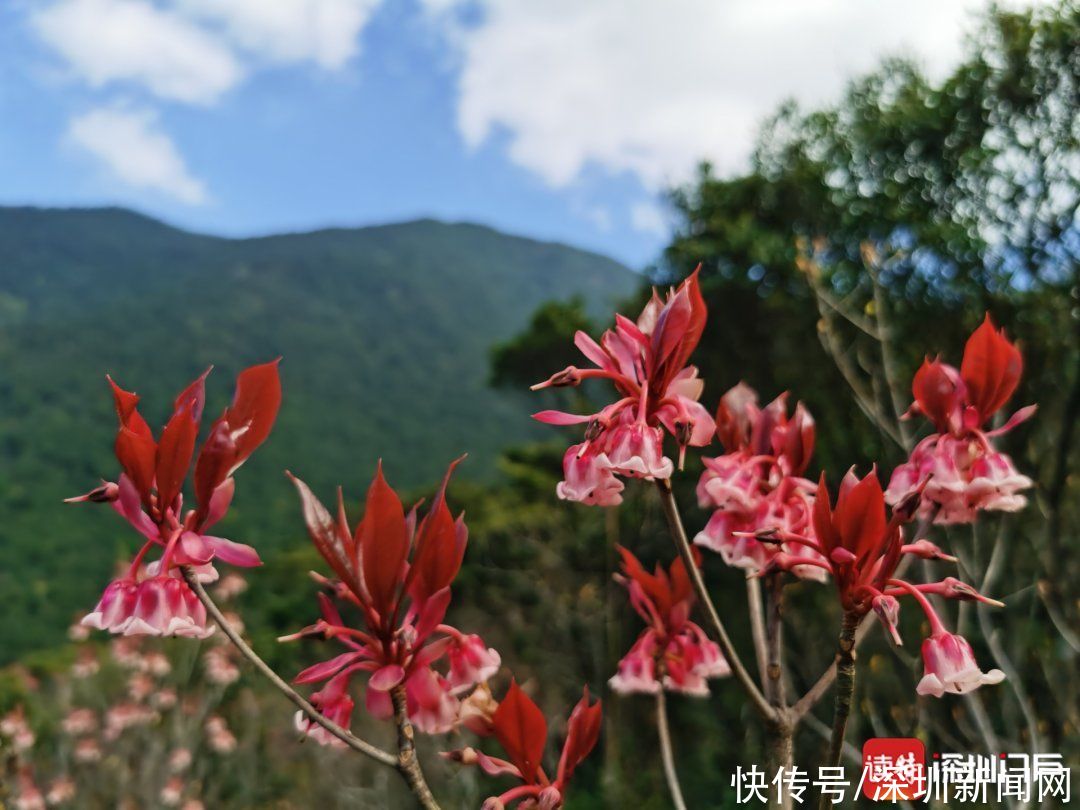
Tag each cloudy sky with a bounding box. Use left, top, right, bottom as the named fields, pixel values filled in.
left=0, top=0, right=1031, bottom=266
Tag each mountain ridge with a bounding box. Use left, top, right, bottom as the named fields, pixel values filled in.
left=0, top=205, right=637, bottom=661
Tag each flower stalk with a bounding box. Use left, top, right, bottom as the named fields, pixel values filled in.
left=654, top=688, right=687, bottom=810
left=390, top=684, right=441, bottom=810
left=654, top=478, right=775, bottom=721
left=820, top=611, right=860, bottom=810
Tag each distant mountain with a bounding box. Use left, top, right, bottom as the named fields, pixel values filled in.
left=0, top=206, right=636, bottom=662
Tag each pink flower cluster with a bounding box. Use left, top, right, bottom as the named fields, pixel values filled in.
left=609, top=547, right=729, bottom=696
left=886, top=315, right=1035, bottom=523
left=72, top=362, right=281, bottom=639
left=693, top=383, right=827, bottom=581
left=533, top=271, right=714, bottom=505
left=285, top=460, right=500, bottom=740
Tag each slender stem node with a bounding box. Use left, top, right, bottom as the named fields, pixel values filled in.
left=391, top=684, right=441, bottom=810
left=655, top=689, right=688, bottom=810
left=819, top=612, right=860, bottom=810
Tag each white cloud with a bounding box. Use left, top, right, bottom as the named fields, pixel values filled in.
left=630, top=201, right=668, bottom=238
left=68, top=107, right=208, bottom=204
left=440, top=0, right=1040, bottom=189
left=33, top=0, right=243, bottom=104
left=177, top=0, right=383, bottom=70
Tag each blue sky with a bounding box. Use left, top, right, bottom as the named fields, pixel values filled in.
left=0, top=0, right=1027, bottom=267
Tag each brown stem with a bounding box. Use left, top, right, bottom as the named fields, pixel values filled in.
left=763, top=573, right=793, bottom=810
left=180, top=566, right=396, bottom=767
left=819, top=612, right=860, bottom=810
left=655, top=689, right=688, bottom=810
left=390, top=685, right=441, bottom=810
left=746, top=578, right=769, bottom=687
left=654, top=479, right=775, bottom=720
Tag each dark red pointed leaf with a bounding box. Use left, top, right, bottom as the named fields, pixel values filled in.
left=114, top=425, right=157, bottom=504
left=358, top=462, right=408, bottom=617
left=492, top=680, right=547, bottom=784
left=556, top=688, right=602, bottom=788
left=288, top=473, right=363, bottom=601
left=193, top=418, right=237, bottom=520
left=811, top=472, right=837, bottom=554
left=155, top=407, right=197, bottom=510
left=404, top=457, right=466, bottom=602
left=225, top=359, right=282, bottom=469
left=173, top=367, right=212, bottom=424
left=960, top=314, right=1022, bottom=422
left=107, top=375, right=154, bottom=441
left=835, top=471, right=886, bottom=560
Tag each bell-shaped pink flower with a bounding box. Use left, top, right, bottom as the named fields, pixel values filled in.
left=556, top=444, right=623, bottom=506
left=82, top=575, right=213, bottom=639
left=608, top=632, right=661, bottom=695
left=693, top=510, right=769, bottom=572
left=605, top=421, right=673, bottom=480
left=296, top=673, right=355, bottom=748
left=447, top=634, right=501, bottom=691
left=406, top=667, right=460, bottom=735
left=916, top=631, right=1004, bottom=698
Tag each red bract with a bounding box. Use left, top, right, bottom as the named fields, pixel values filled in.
left=609, top=547, right=729, bottom=696
left=532, top=269, right=714, bottom=501
left=445, top=681, right=601, bottom=809
left=768, top=469, right=1005, bottom=697
left=694, top=384, right=826, bottom=581
left=887, top=315, right=1034, bottom=523
left=72, top=362, right=282, bottom=639
left=284, top=459, right=500, bottom=740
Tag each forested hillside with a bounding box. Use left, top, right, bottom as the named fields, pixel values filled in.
left=0, top=208, right=635, bottom=661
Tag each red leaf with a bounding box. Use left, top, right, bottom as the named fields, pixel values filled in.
left=155, top=407, right=198, bottom=510
left=173, top=366, right=212, bottom=424
left=556, top=688, right=602, bottom=788
left=288, top=472, right=363, bottom=601
left=106, top=376, right=153, bottom=440
left=193, top=419, right=238, bottom=521
left=114, top=425, right=156, bottom=504
left=960, top=314, right=1022, bottom=422
left=811, top=472, right=837, bottom=555
left=492, top=680, right=547, bottom=784
left=225, top=359, right=282, bottom=470
left=358, top=462, right=408, bottom=618
left=404, top=457, right=466, bottom=603
left=835, top=470, right=886, bottom=561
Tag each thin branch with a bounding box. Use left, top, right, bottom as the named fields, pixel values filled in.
left=390, top=685, right=441, bottom=810
left=654, top=479, right=776, bottom=721
left=655, top=689, right=688, bottom=810
left=820, top=611, right=859, bottom=810
left=180, top=567, right=397, bottom=768
left=746, top=577, right=769, bottom=688
left=765, top=573, right=786, bottom=709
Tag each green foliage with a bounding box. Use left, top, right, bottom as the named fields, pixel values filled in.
left=0, top=209, right=636, bottom=664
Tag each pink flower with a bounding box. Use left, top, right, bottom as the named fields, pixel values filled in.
left=45, top=776, right=75, bottom=807
left=887, top=315, right=1035, bottom=524
left=286, top=459, right=499, bottom=740
left=916, top=631, right=1005, bottom=698
left=295, top=673, right=355, bottom=747
left=604, top=419, right=673, bottom=479
left=83, top=574, right=212, bottom=639
left=71, top=362, right=281, bottom=639
left=62, top=709, right=97, bottom=737
left=694, top=384, right=825, bottom=581
left=533, top=270, right=713, bottom=499
left=447, top=634, right=501, bottom=691
left=608, top=633, right=660, bottom=695
left=556, top=444, right=623, bottom=506
left=608, top=547, right=729, bottom=697
left=14, top=768, right=45, bottom=810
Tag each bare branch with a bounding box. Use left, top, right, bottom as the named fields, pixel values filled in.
left=180, top=567, right=397, bottom=768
